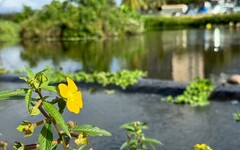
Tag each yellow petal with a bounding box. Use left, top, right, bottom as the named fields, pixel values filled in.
left=72, top=91, right=83, bottom=108
left=58, top=83, right=68, bottom=98
left=67, top=77, right=78, bottom=93
left=67, top=100, right=80, bottom=114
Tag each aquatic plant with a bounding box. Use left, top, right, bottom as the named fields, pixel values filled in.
left=0, top=66, right=111, bottom=149
left=120, top=121, right=162, bottom=150
left=166, top=77, right=215, bottom=107
left=233, top=112, right=240, bottom=121
left=0, top=65, right=8, bottom=75
left=50, top=69, right=146, bottom=89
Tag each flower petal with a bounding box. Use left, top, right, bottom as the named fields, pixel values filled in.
left=58, top=83, right=68, bottom=98
left=72, top=91, right=83, bottom=108
left=67, top=100, right=80, bottom=114
left=67, top=77, right=78, bottom=93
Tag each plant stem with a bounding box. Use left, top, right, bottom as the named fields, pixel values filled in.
left=24, top=140, right=59, bottom=149
left=35, top=88, right=68, bottom=149
left=0, top=141, right=7, bottom=150
left=35, top=118, right=52, bottom=126
left=53, top=121, right=68, bottom=150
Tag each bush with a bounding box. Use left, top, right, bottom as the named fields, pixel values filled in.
left=20, top=0, right=144, bottom=40
left=0, top=20, right=20, bottom=41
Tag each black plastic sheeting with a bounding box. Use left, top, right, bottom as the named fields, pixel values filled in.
left=1, top=75, right=240, bottom=100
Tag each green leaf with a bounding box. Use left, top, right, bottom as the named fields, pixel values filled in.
left=0, top=89, right=27, bottom=101
left=13, top=142, right=24, bottom=150
left=41, top=86, right=58, bottom=93
left=70, top=124, right=111, bottom=136
left=25, top=66, right=35, bottom=79
left=58, top=99, right=66, bottom=114
left=19, top=76, right=28, bottom=82
left=38, top=122, right=53, bottom=150
left=29, top=105, right=40, bottom=116
left=50, top=143, right=58, bottom=150
left=16, top=120, right=36, bottom=137
left=42, top=102, right=71, bottom=137
left=143, top=138, right=163, bottom=145
left=25, top=89, right=32, bottom=114
left=120, top=141, right=128, bottom=150
left=77, top=145, right=86, bottom=150
left=120, top=123, right=135, bottom=131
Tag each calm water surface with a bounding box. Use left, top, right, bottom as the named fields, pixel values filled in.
left=1, top=27, right=240, bottom=82
left=0, top=82, right=240, bottom=150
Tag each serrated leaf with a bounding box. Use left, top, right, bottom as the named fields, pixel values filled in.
left=41, top=86, right=58, bottom=93
left=0, top=89, right=27, bottom=101
left=25, top=89, right=32, bottom=114
left=70, top=125, right=111, bottom=136
left=42, top=102, right=71, bottom=137
left=38, top=122, right=53, bottom=150
left=25, top=66, right=35, bottom=79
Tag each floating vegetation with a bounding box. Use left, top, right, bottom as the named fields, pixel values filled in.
left=165, top=77, right=215, bottom=107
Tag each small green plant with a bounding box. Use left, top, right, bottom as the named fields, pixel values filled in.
left=166, top=77, right=215, bottom=107
left=35, top=69, right=146, bottom=89
left=2, top=66, right=146, bottom=89
left=0, top=66, right=111, bottom=149
left=120, top=121, right=162, bottom=150
left=233, top=112, right=240, bottom=121
left=194, top=143, right=213, bottom=150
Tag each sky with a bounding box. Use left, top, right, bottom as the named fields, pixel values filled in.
left=0, top=0, right=122, bottom=13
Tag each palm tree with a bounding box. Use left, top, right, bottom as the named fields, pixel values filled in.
left=121, top=0, right=147, bottom=10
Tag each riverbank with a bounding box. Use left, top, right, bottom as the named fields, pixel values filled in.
left=144, top=12, right=240, bottom=30
left=1, top=12, right=240, bottom=41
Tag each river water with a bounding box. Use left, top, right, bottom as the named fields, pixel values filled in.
left=1, top=27, right=240, bottom=149
left=1, top=27, right=240, bottom=82
left=0, top=82, right=240, bottom=150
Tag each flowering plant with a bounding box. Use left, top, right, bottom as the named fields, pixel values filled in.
left=0, top=66, right=111, bottom=150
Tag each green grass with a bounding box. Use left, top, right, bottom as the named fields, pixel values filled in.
left=144, top=12, right=240, bottom=30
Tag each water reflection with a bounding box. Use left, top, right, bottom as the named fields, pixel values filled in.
left=1, top=27, right=240, bottom=82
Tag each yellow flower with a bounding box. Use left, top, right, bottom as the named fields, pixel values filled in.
left=194, top=143, right=212, bottom=150
left=74, top=133, right=88, bottom=145
left=58, top=77, right=83, bottom=114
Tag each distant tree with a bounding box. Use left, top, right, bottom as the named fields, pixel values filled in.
left=121, top=0, right=147, bottom=10
left=144, top=0, right=166, bottom=11
left=16, top=5, right=34, bottom=22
